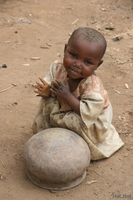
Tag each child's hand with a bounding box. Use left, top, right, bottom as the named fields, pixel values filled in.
left=34, top=77, right=51, bottom=97
left=50, top=80, right=70, bottom=99
left=50, top=80, right=80, bottom=115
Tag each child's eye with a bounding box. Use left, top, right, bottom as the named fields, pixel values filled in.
left=85, top=61, right=92, bottom=65
left=69, top=52, right=76, bottom=58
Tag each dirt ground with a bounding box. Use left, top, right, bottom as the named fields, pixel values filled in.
left=0, top=0, right=133, bottom=199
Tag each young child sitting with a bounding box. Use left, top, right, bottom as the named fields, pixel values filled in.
left=32, top=27, right=124, bottom=160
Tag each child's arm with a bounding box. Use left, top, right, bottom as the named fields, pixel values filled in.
left=34, top=77, right=51, bottom=98
left=50, top=80, right=80, bottom=115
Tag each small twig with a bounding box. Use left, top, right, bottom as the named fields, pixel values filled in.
left=0, top=86, right=14, bottom=93
left=72, top=18, right=79, bottom=25
left=1, top=160, right=5, bottom=168
left=93, top=170, right=101, bottom=176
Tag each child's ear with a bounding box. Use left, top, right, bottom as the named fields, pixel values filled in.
left=64, top=44, right=68, bottom=52
left=96, top=60, right=103, bottom=69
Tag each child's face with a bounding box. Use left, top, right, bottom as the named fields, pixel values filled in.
left=63, top=35, right=103, bottom=80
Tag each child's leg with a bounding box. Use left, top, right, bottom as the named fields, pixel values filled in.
left=32, top=97, right=56, bottom=133
left=59, top=112, right=124, bottom=160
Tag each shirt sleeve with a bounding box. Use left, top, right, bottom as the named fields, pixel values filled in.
left=80, top=92, right=104, bottom=128
left=43, top=61, right=57, bottom=85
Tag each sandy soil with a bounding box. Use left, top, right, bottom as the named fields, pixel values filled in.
left=0, top=0, right=133, bottom=199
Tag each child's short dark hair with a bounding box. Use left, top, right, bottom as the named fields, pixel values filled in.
left=68, top=27, right=107, bottom=58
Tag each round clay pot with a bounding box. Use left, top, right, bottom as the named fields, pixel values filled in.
left=24, top=128, right=91, bottom=190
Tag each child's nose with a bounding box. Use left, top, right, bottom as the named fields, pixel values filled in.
left=74, top=61, right=82, bottom=69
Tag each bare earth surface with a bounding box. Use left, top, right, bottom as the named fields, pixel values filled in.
left=0, top=0, right=133, bottom=199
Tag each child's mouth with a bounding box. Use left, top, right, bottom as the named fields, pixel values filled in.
left=69, top=66, right=81, bottom=75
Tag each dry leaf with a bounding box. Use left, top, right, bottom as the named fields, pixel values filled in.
left=31, top=57, right=41, bottom=60
left=124, top=83, right=129, bottom=89
left=86, top=180, right=97, bottom=185
left=22, top=64, right=30, bottom=66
